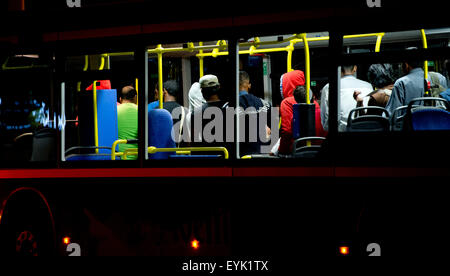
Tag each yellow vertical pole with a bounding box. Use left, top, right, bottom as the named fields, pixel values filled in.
left=287, top=41, right=295, bottom=72
left=199, top=42, right=204, bottom=78
left=157, top=44, right=164, bottom=109
left=301, top=33, right=312, bottom=147
left=301, top=33, right=311, bottom=105
left=135, top=78, right=139, bottom=105
left=420, top=29, right=429, bottom=80
left=93, top=81, right=99, bottom=154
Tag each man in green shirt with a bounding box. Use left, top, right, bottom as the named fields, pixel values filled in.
left=117, top=86, right=138, bottom=160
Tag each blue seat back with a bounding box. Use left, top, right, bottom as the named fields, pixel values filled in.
left=412, top=108, right=450, bottom=131
left=148, top=109, right=176, bottom=159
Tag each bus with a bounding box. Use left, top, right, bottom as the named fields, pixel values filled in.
left=0, top=0, right=450, bottom=260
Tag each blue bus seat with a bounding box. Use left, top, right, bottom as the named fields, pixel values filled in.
left=411, top=108, right=450, bottom=131
left=148, top=109, right=176, bottom=160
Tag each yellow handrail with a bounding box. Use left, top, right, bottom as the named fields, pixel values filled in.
left=118, top=146, right=229, bottom=160
left=93, top=81, right=99, bottom=154
left=111, top=139, right=128, bottom=160
left=148, top=147, right=229, bottom=159
left=375, top=33, right=385, bottom=53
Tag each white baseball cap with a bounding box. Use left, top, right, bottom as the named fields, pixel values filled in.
left=199, top=75, right=220, bottom=88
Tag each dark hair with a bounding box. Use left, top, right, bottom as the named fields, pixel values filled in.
left=163, top=80, right=180, bottom=97
left=404, top=47, right=424, bottom=69
left=341, top=65, right=355, bottom=74
left=239, top=71, right=250, bottom=87
left=201, top=85, right=221, bottom=99
left=367, top=64, right=396, bottom=89
left=121, top=88, right=137, bottom=100
left=293, top=86, right=307, bottom=104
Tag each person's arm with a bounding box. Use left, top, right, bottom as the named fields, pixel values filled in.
left=385, top=81, right=405, bottom=117
left=320, top=84, right=329, bottom=132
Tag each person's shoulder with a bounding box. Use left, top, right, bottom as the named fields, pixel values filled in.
left=355, top=78, right=373, bottom=89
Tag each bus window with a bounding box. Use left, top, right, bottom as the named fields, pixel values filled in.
left=144, top=41, right=236, bottom=161
left=0, top=53, right=56, bottom=164
left=335, top=28, right=450, bottom=133
left=62, top=52, right=139, bottom=162
left=236, top=32, right=330, bottom=159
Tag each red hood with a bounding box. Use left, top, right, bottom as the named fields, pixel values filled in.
left=280, top=70, right=305, bottom=99
left=86, top=80, right=112, bottom=91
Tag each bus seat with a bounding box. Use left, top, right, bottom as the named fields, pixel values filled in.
left=292, top=137, right=326, bottom=158
left=347, top=107, right=390, bottom=132
left=406, top=97, right=450, bottom=131
left=65, top=154, right=114, bottom=161
left=78, top=88, right=118, bottom=155
left=292, top=103, right=316, bottom=139
left=30, top=128, right=56, bottom=162
left=148, top=109, right=176, bottom=159
left=411, top=109, right=450, bottom=131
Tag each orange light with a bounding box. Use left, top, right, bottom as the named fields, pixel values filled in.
left=191, top=239, right=200, bottom=250
left=340, top=246, right=349, bottom=255
left=63, top=237, right=71, bottom=245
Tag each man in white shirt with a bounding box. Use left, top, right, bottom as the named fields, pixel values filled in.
left=320, top=65, right=373, bottom=132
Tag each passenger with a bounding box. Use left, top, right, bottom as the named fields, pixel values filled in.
left=238, top=71, right=271, bottom=155
left=188, top=82, right=206, bottom=112
left=321, top=65, right=373, bottom=132
left=190, top=75, right=231, bottom=152
left=161, top=80, right=188, bottom=145
left=384, top=53, right=426, bottom=116
left=117, top=86, right=138, bottom=160
left=353, top=64, right=396, bottom=115
left=278, top=70, right=306, bottom=155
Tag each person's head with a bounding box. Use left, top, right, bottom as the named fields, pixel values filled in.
left=341, top=65, right=357, bottom=76
left=163, top=80, right=180, bottom=102
left=200, top=75, right=221, bottom=101
left=293, top=85, right=307, bottom=104
left=120, top=86, right=137, bottom=104
left=402, top=47, right=423, bottom=74
left=367, top=64, right=396, bottom=89
left=239, top=71, right=251, bottom=92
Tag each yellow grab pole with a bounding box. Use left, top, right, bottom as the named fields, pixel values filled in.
left=287, top=41, right=295, bottom=72
left=301, top=33, right=311, bottom=105
left=135, top=78, right=139, bottom=105
left=199, top=42, right=204, bottom=78
left=157, top=44, right=164, bottom=109
left=300, top=33, right=312, bottom=147
left=375, top=33, right=385, bottom=53
left=421, top=29, right=428, bottom=81
left=111, top=139, right=127, bottom=160
left=99, top=54, right=107, bottom=71
left=148, top=146, right=229, bottom=160
left=93, top=81, right=99, bottom=154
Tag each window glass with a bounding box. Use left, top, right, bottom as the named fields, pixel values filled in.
left=0, top=53, right=55, bottom=164
left=62, top=52, right=139, bottom=162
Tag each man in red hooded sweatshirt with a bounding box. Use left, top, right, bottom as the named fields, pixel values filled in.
left=278, top=70, right=327, bottom=155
